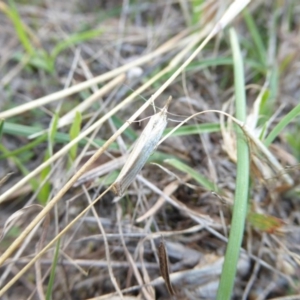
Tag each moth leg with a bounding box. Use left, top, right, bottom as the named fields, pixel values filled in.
left=150, top=97, right=156, bottom=113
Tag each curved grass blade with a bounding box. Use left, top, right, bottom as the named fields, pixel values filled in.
left=216, top=28, right=250, bottom=300
left=264, top=103, right=300, bottom=147
left=165, top=158, right=220, bottom=192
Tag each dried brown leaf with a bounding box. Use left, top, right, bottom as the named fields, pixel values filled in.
left=158, top=238, right=176, bottom=296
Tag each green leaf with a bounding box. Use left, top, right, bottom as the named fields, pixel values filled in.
left=165, top=158, right=219, bottom=192
left=264, top=103, right=300, bottom=147
left=2, top=122, right=118, bottom=149
left=243, top=9, right=266, bottom=66
left=49, top=113, right=59, bottom=144
left=111, top=115, right=138, bottom=141
left=247, top=212, right=284, bottom=233
left=0, top=119, right=4, bottom=141
left=164, top=123, right=220, bottom=137
left=217, top=28, right=250, bottom=300
left=29, top=50, right=53, bottom=73
left=38, top=150, right=51, bottom=205
left=0, top=134, right=46, bottom=160
left=286, top=123, right=300, bottom=161
left=46, top=239, right=61, bottom=300
left=5, top=0, right=34, bottom=55
left=186, top=57, right=233, bottom=72
left=51, top=29, right=104, bottom=59
left=0, top=144, right=39, bottom=193
left=191, top=0, right=205, bottom=25
left=69, top=111, right=82, bottom=161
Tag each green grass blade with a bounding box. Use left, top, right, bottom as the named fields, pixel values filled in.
left=2, top=122, right=45, bottom=136
left=38, top=150, right=51, bottom=205
left=191, top=0, right=204, bottom=25
left=36, top=113, right=59, bottom=204
left=186, top=57, right=233, bottom=71
left=69, top=111, right=82, bottom=162
left=28, top=49, right=53, bottom=73
left=243, top=9, right=266, bottom=66
left=49, top=113, right=59, bottom=145
left=0, top=134, right=46, bottom=160
left=148, top=151, right=177, bottom=164
left=264, top=103, right=300, bottom=147
left=5, top=0, right=34, bottom=55
left=2, top=122, right=118, bottom=149
left=51, top=29, right=104, bottom=59
left=217, top=28, right=250, bottom=300
left=259, top=9, right=280, bottom=125
left=165, top=158, right=219, bottom=192
left=0, top=144, right=39, bottom=192
left=0, top=119, right=4, bottom=141
left=187, top=56, right=266, bottom=75
left=45, top=238, right=61, bottom=300
left=111, top=115, right=138, bottom=141
left=164, top=123, right=220, bottom=137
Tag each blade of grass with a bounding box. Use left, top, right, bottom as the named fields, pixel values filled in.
left=0, top=144, right=39, bottom=192
left=191, top=0, right=205, bottom=25
left=217, top=28, right=250, bottom=300
left=111, top=115, right=138, bottom=141
left=3, top=0, right=34, bottom=55
left=37, top=113, right=59, bottom=204
left=38, top=151, right=51, bottom=205
left=165, top=158, right=220, bottom=192
left=51, top=29, right=104, bottom=59
left=286, top=124, right=300, bottom=161
left=0, top=119, right=4, bottom=141
left=243, top=9, right=266, bottom=66
left=28, top=49, right=53, bottom=73
left=264, top=103, right=300, bottom=147
left=188, top=56, right=266, bottom=75
left=163, top=123, right=220, bottom=137
left=45, top=238, right=60, bottom=300
left=259, top=7, right=279, bottom=125
left=69, top=111, right=82, bottom=162
left=0, top=134, right=46, bottom=160
left=186, top=57, right=233, bottom=71
left=1, top=0, right=52, bottom=73
left=49, top=113, right=59, bottom=147
left=2, top=122, right=118, bottom=150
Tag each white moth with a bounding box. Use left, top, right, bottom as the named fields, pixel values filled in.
left=112, top=97, right=171, bottom=196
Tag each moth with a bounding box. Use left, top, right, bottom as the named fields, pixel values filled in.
left=112, top=97, right=172, bottom=196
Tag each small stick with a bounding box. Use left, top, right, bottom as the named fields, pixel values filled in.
left=112, top=97, right=172, bottom=196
